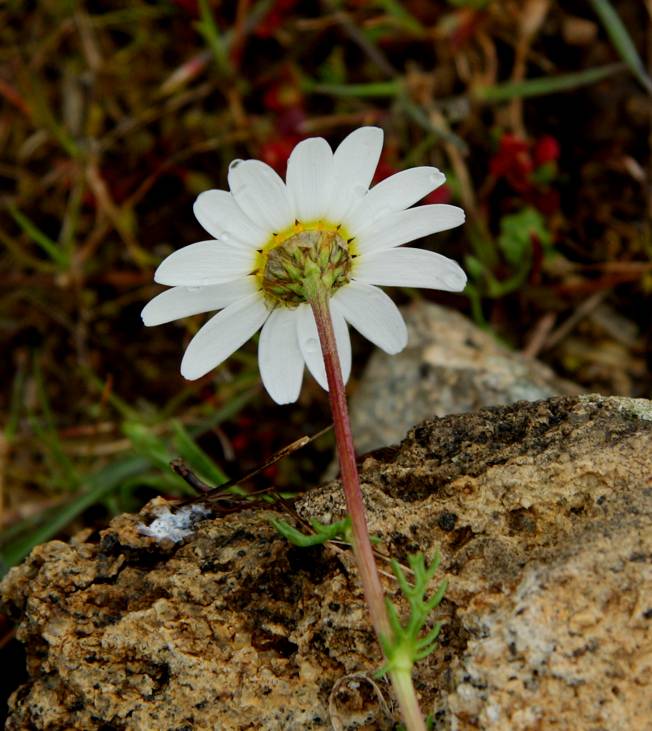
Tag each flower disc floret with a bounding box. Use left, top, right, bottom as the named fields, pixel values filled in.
left=258, top=225, right=354, bottom=306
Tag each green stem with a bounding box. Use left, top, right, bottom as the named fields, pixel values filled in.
left=305, top=278, right=427, bottom=731
left=393, top=669, right=429, bottom=731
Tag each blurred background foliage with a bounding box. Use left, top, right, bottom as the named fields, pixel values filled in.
left=0, top=0, right=650, bottom=583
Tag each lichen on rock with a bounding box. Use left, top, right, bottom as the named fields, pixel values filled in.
left=2, top=396, right=651, bottom=730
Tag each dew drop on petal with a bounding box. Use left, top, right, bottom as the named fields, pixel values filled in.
left=304, top=337, right=320, bottom=354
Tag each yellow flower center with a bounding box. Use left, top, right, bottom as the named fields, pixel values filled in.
left=255, top=221, right=357, bottom=307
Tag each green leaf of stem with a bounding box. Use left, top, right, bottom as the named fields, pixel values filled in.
left=270, top=516, right=352, bottom=547
left=377, top=551, right=447, bottom=677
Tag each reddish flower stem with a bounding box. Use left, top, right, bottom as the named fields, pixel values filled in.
left=306, top=281, right=427, bottom=731
left=307, top=287, right=390, bottom=640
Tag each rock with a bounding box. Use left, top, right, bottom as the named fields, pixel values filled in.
left=2, top=395, right=651, bottom=730
left=349, top=301, right=581, bottom=454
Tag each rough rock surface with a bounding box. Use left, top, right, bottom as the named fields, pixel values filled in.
left=2, top=395, right=651, bottom=730
left=349, top=301, right=581, bottom=453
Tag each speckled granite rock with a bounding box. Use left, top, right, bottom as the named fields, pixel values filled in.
left=2, top=396, right=651, bottom=730
left=349, top=301, right=581, bottom=453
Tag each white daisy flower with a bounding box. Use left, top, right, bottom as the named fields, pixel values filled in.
left=141, top=127, right=466, bottom=404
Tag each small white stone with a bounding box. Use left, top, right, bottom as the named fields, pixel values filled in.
left=138, top=504, right=210, bottom=543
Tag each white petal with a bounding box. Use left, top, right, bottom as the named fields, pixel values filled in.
left=180, top=293, right=269, bottom=380
left=343, top=167, right=446, bottom=235
left=258, top=307, right=304, bottom=404
left=354, top=247, right=467, bottom=292
left=228, top=159, right=295, bottom=233
left=324, top=127, right=383, bottom=223
left=141, top=276, right=257, bottom=326
left=332, top=282, right=407, bottom=354
left=193, top=190, right=268, bottom=249
left=154, top=240, right=255, bottom=286
left=296, top=303, right=351, bottom=391
left=286, top=137, right=334, bottom=222
left=354, top=204, right=465, bottom=256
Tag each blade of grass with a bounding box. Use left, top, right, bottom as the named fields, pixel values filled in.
left=31, top=360, right=80, bottom=490
left=328, top=4, right=398, bottom=77
left=22, top=72, right=81, bottom=159
left=0, top=455, right=149, bottom=574
left=122, top=420, right=225, bottom=495
left=376, top=0, right=425, bottom=34
left=474, top=63, right=626, bottom=102
left=301, top=78, right=402, bottom=97
left=401, top=132, right=438, bottom=167
left=589, top=0, right=652, bottom=93
left=0, top=509, right=49, bottom=546
left=0, top=226, right=60, bottom=272
left=1, top=387, right=257, bottom=574
left=172, top=420, right=228, bottom=486
left=187, top=387, right=258, bottom=436
left=83, top=370, right=141, bottom=420
left=399, top=97, right=469, bottom=152
left=89, top=4, right=173, bottom=27
left=305, top=64, right=626, bottom=104
left=122, top=421, right=186, bottom=480
left=7, top=205, right=70, bottom=268
left=59, top=176, right=85, bottom=258
left=196, top=0, right=232, bottom=76
left=29, top=417, right=81, bottom=492
left=120, top=472, right=195, bottom=495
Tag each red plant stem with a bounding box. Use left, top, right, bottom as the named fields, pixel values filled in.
left=306, top=283, right=428, bottom=731
left=307, top=286, right=391, bottom=641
